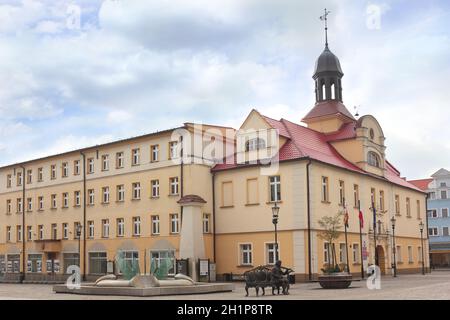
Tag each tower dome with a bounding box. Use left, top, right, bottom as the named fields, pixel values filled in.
left=314, top=45, right=343, bottom=76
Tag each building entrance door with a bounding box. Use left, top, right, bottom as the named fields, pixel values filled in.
left=376, top=246, right=386, bottom=275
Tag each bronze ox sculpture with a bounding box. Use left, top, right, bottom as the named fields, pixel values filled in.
left=243, top=262, right=294, bottom=297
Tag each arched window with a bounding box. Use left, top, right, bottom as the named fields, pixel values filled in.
left=246, top=138, right=266, bottom=152
left=331, top=83, right=335, bottom=100
left=321, top=83, right=326, bottom=100
left=367, top=151, right=381, bottom=168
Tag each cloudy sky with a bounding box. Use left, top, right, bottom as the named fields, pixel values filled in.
left=0, top=0, right=449, bottom=179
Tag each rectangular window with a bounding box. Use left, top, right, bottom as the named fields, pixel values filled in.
left=27, top=226, right=32, bottom=241
left=151, top=180, right=160, bottom=198
left=38, top=196, right=43, bottom=211
left=27, top=197, right=32, bottom=212
left=370, top=188, right=376, bottom=206
left=117, top=218, right=125, bottom=237
left=117, top=185, right=125, bottom=202
left=88, top=189, right=95, bottom=205
left=353, top=243, right=360, bottom=263
left=17, top=171, right=23, bottom=186
left=151, top=215, right=160, bottom=235
left=117, top=251, right=139, bottom=274
left=321, top=177, right=329, bottom=202
left=17, top=198, right=23, bottom=213
left=64, top=253, right=80, bottom=270
left=17, top=225, right=22, bottom=242
left=51, top=165, right=56, bottom=180
left=133, top=217, right=141, bottom=236
left=323, top=242, right=330, bottom=263
left=151, top=251, right=175, bottom=275
left=74, top=160, right=80, bottom=175
left=169, top=177, right=179, bottom=195
left=132, top=148, right=140, bottom=166
left=89, top=252, right=107, bottom=275
left=442, top=208, right=449, bottom=218
left=338, top=180, right=345, bottom=205
left=101, top=155, right=109, bottom=171
left=102, top=219, right=109, bottom=238
left=74, top=222, right=81, bottom=239
left=88, top=221, right=94, bottom=238
left=51, top=194, right=57, bottom=209
left=132, top=183, right=141, bottom=199
left=51, top=223, right=57, bottom=240
left=62, top=192, right=69, bottom=208
left=429, top=227, right=439, bottom=236
left=428, top=209, right=438, bottom=218
left=443, top=227, right=449, bottom=237
left=269, top=176, right=281, bottom=202
left=169, top=141, right=178, bottom=159
left=408, top=246, right=413, bottom=263
left=62, top=162, right=68, bottom=177
left=151, top=145, right=159, bottom=162
left=442, top=190, right=448, bottom=199
left=353, top=184, right=359, bottom=207
left=417, top=200, right=421, bottom=219
left=38, top=225, right=44, bottom=240
left=116, top=152, right=124, bottom=168
left=27, top=169, right=32, bottom=184
left=240, top=244, right=252, bottom=265
left=74, top=191, right=81, bottom=206
left=102, top=187, right=110, bottom=204
left=203, top=213, right=210, bottom=233
left=266, top=243, right=276, bottom=265
left=418, top=247, right=422, bottom=262
left=6, top=226, right=11, bottom=242
left=406, top=197, right=411, bottom=217
left=396, top=246, right=402, bottom=263
left=339, top=243, right=347, bottom=264
left=379, top=190, right=385, bottom=211
left=88, top=158, right=94, bottom=174
left=38, top=168, right=43, bottom=182
left=27, top=254, right=42, bottom=273
left=62, top=223, right=68, bottom=240
left=170, top=214, right=179, bottom=234
left=394, top=195, right=400, bottom=214
left=6, top=174, right=12, bottom=188
left=246, top=178, right=259, bottom=205
left=6, top=199, right=11, bottom=215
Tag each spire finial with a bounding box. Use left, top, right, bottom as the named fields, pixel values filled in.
left=320, top=8, right=331, bottom=48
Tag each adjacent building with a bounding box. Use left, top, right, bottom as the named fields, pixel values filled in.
left=0, top=35, right=429, bottom=283
left=410, top=169, right=450, bottom=268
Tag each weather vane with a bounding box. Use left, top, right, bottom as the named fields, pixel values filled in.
left=319, top=8, right=331, bottom=48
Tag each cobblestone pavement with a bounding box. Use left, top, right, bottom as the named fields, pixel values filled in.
left=1, top=271, right=450, bottom=300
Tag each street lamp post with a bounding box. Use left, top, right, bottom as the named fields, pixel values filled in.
left=272, top=202, right=280, bottom=262
left=391, top=216, right=397, bottom=277
left=419, top=221, right=425, bottom=275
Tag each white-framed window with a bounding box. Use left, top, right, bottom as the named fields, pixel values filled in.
left=62, top=223, right=68, bottom=240
left=441, top=190, right=448, bottom=199
left=88, top=158, right=94, bottom=174
left=62, top=162, right=68, bottom=177
left=27, top=226, right=32, bottom=241
left=51, top=165, right=56, bottom=180
left=17, top=198, right=23, bottom=213
left=265, top=243, right=277, bottom=265
left=133, top=217, right=141, bottom=236
left=323, top=242, right=330, bottom=263
left=74, top=222, right=81, bottom=239
left=203, top=213, right=210, bottom=233
left=368, top=151, right=381, bottom=168
left=151, top=145, right=159, bottom=162
left=321, top=176, right=329, bottom=202
left=116, top=152, right=124, bottom=168
left=102, top=219, right=109, bottom=238
left=245, top=137, right=266, bottom=152
left=74, top=191, right=81, bottom=206
left=443, top=227, right=449, bottom=237
left=395, top=195, right=400, bottom=214
left=132, top=183, right=141, bottom=199
left=269, top=176, right=281, bottom=202
left=429, top=227, right=439, bottom=236
left=428, top=209, right=438, bottom=218
left=352, top=243, right=360, bottom=263
left=240, top=244, right=253, bottom=265
left=27, top=169, right=32, bottom=184
left=102, top=187, right=110, bottom=204
left=353, top=184, right=359, bottom=207
left=169, top=177, right=179, bottom=195
left=442, top=208, right=449, bottom=218
left=26, top=197, right=32, bottom=212
left=150, top=250, right=175, bottom=275
left=151, top=180, right=160, bottom=198
left=38, top=225, right=44, bottom=240
left=74, top=160, right=80, bottom=175
left=117, top=251, right=139, bottom=274
left=117, top=218, right=125, bottom=237
left=6, top=226, right=11, bottom=242
left=338, top=180, right=345, bottom=205
left=170, top=214, right=179, bottom=234
left=132, top=148, right=140, bottom=166
left=169, top=141, right=178, bottom=159
left=406, top=197, right=411, bottom=217
left=396, top=245, right=402, bottom=263
left=89, top=252, right=107, bottom=275
left=62, top=192, right=69, bottom=208
left=151, top=215, right=160, bottom=235
left=17, top=225, right=22, bottom=242
left=6, top=174, right=12, bottom=188
left=88, top=189, right=95, bottom=205
left=6, top=199, right=11, bottom=214
left=117, top=185, right=125, bottom=202
left=38, top=196, right=44, bottom=210
left=17, top=171, right=23, bottom=186
left=88, top=221, right=94, bottom=238
left=51, top=223, right=57, bottom=240
left=379, top=190, right=385, bottom=211
left=51, top=194, right=57, bottom=209
left=101, top=155, right=109, bottom=171
left=38, top=167, right=43, bottom=181
left=339, top=243, right=347, bottom=264
left=417, top=200, right=421, bottom=219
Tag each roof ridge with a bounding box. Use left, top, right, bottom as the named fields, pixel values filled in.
left=279, top=119, right=305, bottom=157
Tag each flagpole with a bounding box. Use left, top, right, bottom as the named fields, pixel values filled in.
left=372, top=201, right=378, bottom=267
left=343, top=198, right=350, bottom=273
left=358, top=200, right=364, bottom=279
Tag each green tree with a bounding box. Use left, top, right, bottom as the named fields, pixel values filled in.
left=318, top=211, right=344, bottom=274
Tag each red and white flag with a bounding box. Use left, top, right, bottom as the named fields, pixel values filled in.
left=359, top=210, right=364, bottom=229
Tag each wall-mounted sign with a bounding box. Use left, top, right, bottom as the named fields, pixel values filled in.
left=199, top=259, right=209, bottom=276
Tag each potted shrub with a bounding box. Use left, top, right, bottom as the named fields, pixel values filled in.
left=317, top=211, right=352, bottom=289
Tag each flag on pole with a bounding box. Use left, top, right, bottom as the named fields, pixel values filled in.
left=359, top=210, right=364, bottom=229
left=372, top=202, right=377, bottom=229
left=344, top=203, right=349, bottom=227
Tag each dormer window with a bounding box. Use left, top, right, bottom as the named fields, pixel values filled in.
left=367, top=151, right=381, bottom=168
left=245, top=138, right=266, bottom=152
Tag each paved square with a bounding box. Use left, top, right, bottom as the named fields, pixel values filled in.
left=1, top=271, right=449, bottom=300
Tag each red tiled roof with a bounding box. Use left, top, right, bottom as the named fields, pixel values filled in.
left=302, top=101, right=355, bottom=122
left=408, top=178, right=432, bottom=191
left=213, top=113, right=423, bottom=193
left=261, top=114, right=291, bottom=138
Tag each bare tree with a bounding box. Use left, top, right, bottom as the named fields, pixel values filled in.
left=318, top=211, right=343, bottom=274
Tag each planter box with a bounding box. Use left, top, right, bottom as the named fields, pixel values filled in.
left=318, top=273, right=352, bottom=289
